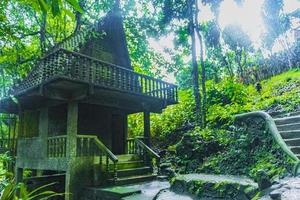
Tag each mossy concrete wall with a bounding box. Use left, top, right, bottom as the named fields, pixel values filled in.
left=171, top=174, right=259, bottom=200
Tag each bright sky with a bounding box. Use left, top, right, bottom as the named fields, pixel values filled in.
left=149, top=0, right=300, bottom=83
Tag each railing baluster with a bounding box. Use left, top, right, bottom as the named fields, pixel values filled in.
left=87, top=138, right=90, bottom=156
left=106, top=156, right=109, bottom=173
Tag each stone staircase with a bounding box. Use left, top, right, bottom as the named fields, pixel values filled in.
left=100, top=154, right=157, bottom=186
left=81, top=154, right=158, bottom=199
left=272, top=111, right=300, bottom=159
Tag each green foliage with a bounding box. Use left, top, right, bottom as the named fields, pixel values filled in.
left=0, top=181, right=63, bottom=200
left=128, top=90, right=195, bottom=147
left=128, top=70, right=300, bottom=181
left=173, top=127, right=224, bottom=173
left=197, top=124, right=292, bottom=180
left=252, top=69, right=300, bottom=112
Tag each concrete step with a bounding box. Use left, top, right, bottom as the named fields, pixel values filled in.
left=283, top=138, right=300, bottom=146
left=277, top=123, right=300, bottom=132
left=82, top=186, right=141, bottom=200
left=116, top=154, right=141, bottom=162
left=108, top=174, right=156, bottom=186
left=94, top=155, right=143, bottom=165
left=112, top=167, right=152, bottom=178
left=100, top=160, right=145, bottom=171
left=274, top=116, right=300, bottom=126
left=286, top=111, right=300, bottom=117
left=289, top=146, right=300, bottom=154
left=270, top=111, right=300, bottom=118
left=280, top=130, right=300, bottom=139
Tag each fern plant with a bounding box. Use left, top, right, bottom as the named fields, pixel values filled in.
left=0, top=181, right=63, bottom=200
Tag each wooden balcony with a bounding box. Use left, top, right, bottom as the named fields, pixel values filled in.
left=10, top=48, right=178, bottom=105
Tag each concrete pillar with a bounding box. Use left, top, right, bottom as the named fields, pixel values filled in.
left=66, top=101, right=78, bottom=158
left=124, top=114, right=128, bottom=154
left=65, top=166, right=76, bottom=200
left=15, top=167, right=23, bottom=197
left=65, top=102, right=78, bottom=200
left=144, top=111, right=151, bottom=147
left=39, top=107, right=48, bottom=157
left=16, top=167, right=23, bottom=183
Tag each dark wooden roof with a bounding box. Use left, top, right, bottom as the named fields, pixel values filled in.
left=0, top=6, right=178, bottom=114
left=46, top=6, right=132, bottom=69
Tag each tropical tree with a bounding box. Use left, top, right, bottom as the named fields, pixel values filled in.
left=222, top=24, right=252, bottom=81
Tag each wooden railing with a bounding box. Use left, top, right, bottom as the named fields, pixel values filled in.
left=77, top=135, right=118, bottom=180
left=11, top=48, right=178, bottom=104
left=127, top=136, right=145, bottom=154
left=47, top=136, right=67, bottom=158
left=127, top=137, right=160, bottom=174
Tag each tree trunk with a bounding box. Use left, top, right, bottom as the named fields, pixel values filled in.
left=236, top=49, right=244, bottom=82
left=75, top=0, right=85, bottom=32
left=188, top=0, right=201, bottom=125
left=195, top=0, right=206, bottom=128
left=40, top=12, right=47, bottom=53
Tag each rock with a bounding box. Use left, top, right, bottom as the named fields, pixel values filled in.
left=161, top=167, right=176, bottom=178
left=171, top=173, right=259, bottom=199
left=256, top=170, right=272, bottom=190
left=270, top=184, right=282, bottom=190
left=160, top=162, right=172, bottom=169
left=269, top=188, right=287, bottom=200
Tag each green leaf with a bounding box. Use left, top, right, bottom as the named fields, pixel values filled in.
left=38, top=0, right=49, bottom=13
left=65, top=0, right=83, bottom=13
left=62, top=8, right=75, bottom=20
left=51, top=0, right=61, bottom=16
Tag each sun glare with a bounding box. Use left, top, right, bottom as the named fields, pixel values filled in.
left=218, top=0, right=265, bottom=48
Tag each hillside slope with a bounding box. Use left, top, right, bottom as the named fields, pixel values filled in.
left=129, top=69, right=300, bottom=179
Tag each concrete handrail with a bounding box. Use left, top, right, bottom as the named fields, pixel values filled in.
left=235, top=111, right=300, bottom=175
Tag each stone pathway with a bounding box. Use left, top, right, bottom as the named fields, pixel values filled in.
left=122, top=180, right=196, bottom=200
left=259, top=176, right=300, bottom=200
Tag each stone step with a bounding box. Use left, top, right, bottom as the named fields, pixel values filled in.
left=286, top=111, right=300, bottom=117
left=274, top=116, right=300, bottom=126
left=116, top=154, right=141, bottom=162
left=270, top=111, right=300, bottom=118
left=283, top=138, right=300, bottom=146
left=112, top=167, right=152, bottom=178
left=108, top=174, right=156, bottom=186
left=289, top=146, right=300, bottom=154
left=280, top=130, right=300, bottom=139
left=97, top=160, right=145, bottom=171
left=95, top=156, right=143, bottom=165
left=277, top=123, right=300, bottom=132
left=82, top=186, right=141, bottom=200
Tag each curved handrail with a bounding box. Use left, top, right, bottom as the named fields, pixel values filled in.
left=235, top=111, right=300, bottom=175
left=235, top=111, right=299, bottom=161
left=134, top=138, right=160, bottom=174
left=135, top=139, right=160, bottom=159
left=94, top=137, right=118, bottom=162
left=77, top=135, right=118, bottom=162
left=77, top=135, right=118, bottom=180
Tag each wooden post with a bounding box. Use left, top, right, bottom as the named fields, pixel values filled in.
left=65, top=102, right=78, bottom=200
left=144, top=111, right=151, bottom=147
left=16, top=167, right=23, bottom=183
left=124, top=114, right=128, bottom=154
left=39, top=107, right=48, bottom=157
left=66, top=102, right=78, bottom=158
left=16, top=167, right=23, bottom=197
